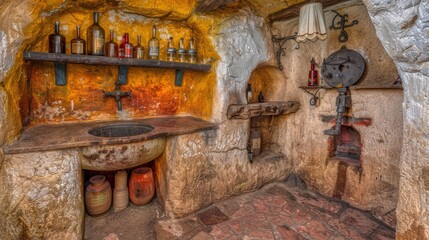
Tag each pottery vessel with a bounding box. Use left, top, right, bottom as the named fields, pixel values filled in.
left=129, top=167, right=155, bottom=205
left=85, top=175, right=112, bottom=216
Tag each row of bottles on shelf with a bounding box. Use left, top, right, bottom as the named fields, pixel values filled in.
left=85, top=167, right=155, bottom=216
left=49, top=12, right=198, bottom=63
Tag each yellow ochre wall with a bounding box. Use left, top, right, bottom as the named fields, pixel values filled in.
left=5, top=1, right=219, bottom=126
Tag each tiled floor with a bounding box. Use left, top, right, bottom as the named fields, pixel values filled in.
left=154, top=183, right=395, bottom=240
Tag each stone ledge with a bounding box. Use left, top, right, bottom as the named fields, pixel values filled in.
left=3, top=116, right=217, bottom=154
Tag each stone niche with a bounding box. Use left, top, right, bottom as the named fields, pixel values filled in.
left=272, top=0, right=402, bottom=228
left=330, top=125, right=362, bottom=166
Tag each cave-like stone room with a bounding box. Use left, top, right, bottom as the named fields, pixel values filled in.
left=1, top=0, right=427, bottom=239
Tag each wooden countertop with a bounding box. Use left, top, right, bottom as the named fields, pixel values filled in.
left=3, top=116, right=217, bottom=154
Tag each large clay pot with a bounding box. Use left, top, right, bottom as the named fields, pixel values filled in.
left=129, top=167, right=155, bottom=206
left=85, top=175, right=112, bottom=216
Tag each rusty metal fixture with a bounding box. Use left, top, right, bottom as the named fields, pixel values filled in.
left=329, top=10, right=358, bottom=42
left=321, top=46, right=365, bottom=135
left=102, top=82, right=131, bottom=111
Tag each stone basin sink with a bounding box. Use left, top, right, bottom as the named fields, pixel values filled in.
left=3, top=116, right=217, bottom=171
left=80, top=138, right=166, bottom=171
left=81, top=123, right=165, bottom=171
left=88, top=123, right=154, bottom=138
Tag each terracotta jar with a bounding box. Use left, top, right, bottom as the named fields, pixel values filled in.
left=85, top=175, right=112, bottom=216
left=113, top=171, right=128, bottom=212
left=129, top=167, right=155, bottom=206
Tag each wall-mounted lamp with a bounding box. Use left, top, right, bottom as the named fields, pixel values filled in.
left=296, top=3, right=327, bottom=42
left=272, top=2, right=327, bottom=70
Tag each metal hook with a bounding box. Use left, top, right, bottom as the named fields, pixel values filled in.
left=329, top=10, right=358, bottom=43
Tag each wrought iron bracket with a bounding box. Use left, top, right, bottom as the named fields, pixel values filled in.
left=272, top=34, right=299, bottom=70
left=329, top=10, right=358, bottom=43
left=299, top=86, right=323, bottom=106
left=54, top=63, right=67, bottom=86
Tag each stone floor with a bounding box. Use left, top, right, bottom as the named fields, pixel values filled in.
left=85, top=182, right=395, bottom=240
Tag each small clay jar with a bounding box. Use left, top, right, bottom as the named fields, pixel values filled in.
left=85, top=175, right=112, bottom=216
left=129, top=167, right=155, bottom=206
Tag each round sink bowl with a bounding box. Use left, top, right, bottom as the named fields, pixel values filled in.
left=88, top=123, right=154, bottom=137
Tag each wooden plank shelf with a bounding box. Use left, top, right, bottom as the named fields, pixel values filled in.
left=227, top=101, right=300, bottom=120
left=299, top=85, right=403, bottom=90
left=24, top=51, right=212, bottom=86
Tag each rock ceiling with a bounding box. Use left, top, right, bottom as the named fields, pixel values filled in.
left=196, top=0, right=346, bottom=22
left=241, top=0, right=306, bottom=19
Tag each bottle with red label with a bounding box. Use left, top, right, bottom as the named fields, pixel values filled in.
left=308, top=57, right=318, bottom=86
left=119, top=33, right=133, bottom=58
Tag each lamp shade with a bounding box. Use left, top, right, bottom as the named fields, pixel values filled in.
left=296, top=2, right=327, bottom=42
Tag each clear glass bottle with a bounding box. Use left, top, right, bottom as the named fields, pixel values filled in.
left=188, top=37, right=197, bottom=63
left=87, top=12, right=105, bottom=55
left=105, top=30, right=118, bottom=57
left=148, top=25, right=160, bottom=60
left=49, top=22, right=65, bottom=53
left=71, top=26, right=86, bottom=55
left=133, top=35, right=144, bottom=59
left=166, top=36, right=176, bottom=61
left=178, top=38, right=187, bottom=62
left=119, top=33, right=133, bottom=58
left=246, top=83, right=253, bottom=103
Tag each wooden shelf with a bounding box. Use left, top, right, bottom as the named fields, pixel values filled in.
left=299, top=85, right=403, bottom=90
left=24, top=51, right=212, bottom=86
left=227, top=101, right=300, bottom=120
left=349, top=85, right=403, bottom=90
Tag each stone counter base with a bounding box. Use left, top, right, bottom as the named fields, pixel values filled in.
left=0, top=132, right=291, bottom=238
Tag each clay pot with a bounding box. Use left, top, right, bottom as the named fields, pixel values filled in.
left=113, top=188, right=129, bottom=212
left=85, top=175, right=112, bottom=216
left=113, top=171, right=129, bottom=212
left=129, top=167, right=155, bottom=206
left=114, top=170, right=128, bottom=191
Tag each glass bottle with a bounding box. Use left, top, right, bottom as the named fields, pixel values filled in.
left=105, top=30, right=118, bottom=57
left=49, top=22, right=65, bottom=53
left=258, top=91, right=264, bottom=103
left=178, top=38, right=187, bottom=62
left=166, top=37, right=176, bottom=61
left=133, top=35, right=145, bottom=59
left=148, top=25, right=159, bottom=60
left=119, top=33, right=133, bottom=58
left=246, top=84, right=253, bottom=103
left=87, top=12, right=105, bottom=56
left=308, top=57, right=318, bottom=86
left=71, top=26, right=86, bottom=55
left=188, top=37, right=197, bottom=63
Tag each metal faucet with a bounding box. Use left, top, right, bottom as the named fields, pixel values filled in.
left=102, top=82, right=131, bottom=111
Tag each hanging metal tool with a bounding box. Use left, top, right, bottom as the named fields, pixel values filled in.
left=321, top=46, right=365, bottom=135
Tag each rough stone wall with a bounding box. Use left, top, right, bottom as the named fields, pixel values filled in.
left=155, top=8, right=295, bottom=217
left=361, top=0, right=429, bottom=238
left=272, top=1, right=402, bottom=227
left=1, top=150, right=83, bottom=239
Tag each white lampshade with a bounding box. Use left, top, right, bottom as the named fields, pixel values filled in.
left=296, top=2, right=327, bottom=42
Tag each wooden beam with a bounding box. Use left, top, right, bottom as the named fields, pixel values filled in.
left=269, top=0, right=347, bottom=23
left=227, top=101, right=300, bottom=120
left=195, top=0, right=237, bottom=13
